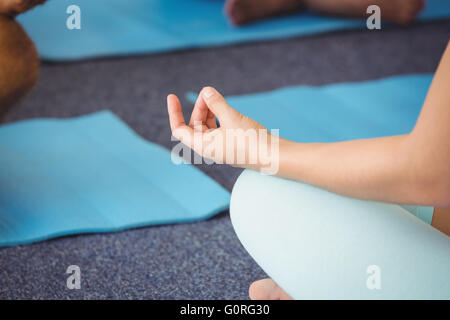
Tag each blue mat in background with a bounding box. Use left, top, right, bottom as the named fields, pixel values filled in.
left=18, top=0, right=450, bottom=61
left=216, top=74, right=433, bottom=143
left=0, top=111, right=230, bottom=247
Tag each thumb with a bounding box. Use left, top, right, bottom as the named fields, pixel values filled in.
left=201, top=87, right=240, bottom=123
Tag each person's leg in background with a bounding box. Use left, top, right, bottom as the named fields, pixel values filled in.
left=305, top=0, right=424, bottom=25
left=225, top=0, right=304, bottom=26
left=0, top=0, right=45, bottom=117
left=230, top=169, right=450, bottom=299
left=225, top=0, right=424, bottom=26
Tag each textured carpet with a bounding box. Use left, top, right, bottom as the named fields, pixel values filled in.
left=0, top=19, right=449, bottom=299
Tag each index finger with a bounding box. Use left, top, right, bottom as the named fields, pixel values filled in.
left=167, top=94, right=187, bottom=132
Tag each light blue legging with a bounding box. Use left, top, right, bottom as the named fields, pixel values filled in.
left=230, top=170, right=450, bottom=299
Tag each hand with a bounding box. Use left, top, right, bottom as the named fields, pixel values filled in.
left=0, top=0, right=46, bottom=17
left=167, top=87, right=279, bottom=173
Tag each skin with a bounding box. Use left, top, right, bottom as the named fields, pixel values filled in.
left=167, top=42, right=450, bottom=299
left=226, top=0, right=424, bottom=26
left=303, top=0, right=424, bottom=25
left=0, top=15, right=39, bottom=117
left=225, top=0, right=304, bottom=25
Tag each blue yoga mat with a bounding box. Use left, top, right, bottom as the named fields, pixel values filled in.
left=18, top=0, right=450, bottom=61
left=211, top=74, right=433, bottom=143
left=0, top=111, right=230, bottom=247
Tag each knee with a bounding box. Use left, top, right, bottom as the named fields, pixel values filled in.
left=230, top=170, right=261, bottom=235
left=0, top=15, right=39, bottom=111
left=230, top=169, right=280, bottom=244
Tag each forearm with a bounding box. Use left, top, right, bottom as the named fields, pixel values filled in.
left=274, top=43, right=450, bottom=208
left=167, top=44, right=450, bottom=210
left=277, top=134, right=445, bottom=206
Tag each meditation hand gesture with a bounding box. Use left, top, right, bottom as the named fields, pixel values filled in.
left=167, top=87, right=280, bottom=174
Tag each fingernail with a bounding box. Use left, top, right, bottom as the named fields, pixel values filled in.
left=203, top=88, right=215, bottom=99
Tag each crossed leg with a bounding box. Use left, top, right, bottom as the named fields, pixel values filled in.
left=231, top=169, right=450, bottom=299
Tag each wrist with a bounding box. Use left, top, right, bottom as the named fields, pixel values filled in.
left=255, top=136, right=296, bottom=176
left=277, top=138, right=310, bottom=179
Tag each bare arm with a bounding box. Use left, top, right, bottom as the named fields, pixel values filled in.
left=277, top=42, right=450, bottom=208
left=168, top=43, right=450, bottom=229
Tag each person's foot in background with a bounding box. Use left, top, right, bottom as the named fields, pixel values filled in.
left=305, top=0, right=425, bottom=26
left=0, top=0, right=45, bottom=116
left=249, top=278, right=293, bottom=300
left=225, top=0, right=424, bottom=26
left=225, top=0, right=303, bottom=26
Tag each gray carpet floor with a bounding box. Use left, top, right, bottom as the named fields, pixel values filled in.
left=0, top=19, right=449, bottom=299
